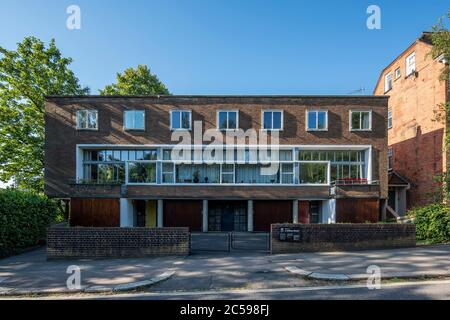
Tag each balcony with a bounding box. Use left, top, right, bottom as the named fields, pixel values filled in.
left=330, top=179, right=380, bottom=198
left=67, top=179, right=123, bottom=197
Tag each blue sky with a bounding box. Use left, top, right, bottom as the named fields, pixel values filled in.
left=0, top=0, right=448, bottom=95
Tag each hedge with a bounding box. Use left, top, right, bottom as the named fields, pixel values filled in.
left=0, top=189, right=58, bottom=257
left=408, top=203, right=450, bottom=244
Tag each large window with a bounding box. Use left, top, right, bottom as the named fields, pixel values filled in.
left=350, top=110, right=371, bottom=131
left=80, top=147, right=368, bottom=186
left=299, top=150, right=366, bottom=182
left=262, top=110, right=283, bottom=130
left=124, top=110, right=145, bottom=130
left=299, top=163, right=327, bottom=184
left=171, top=110, right=191, bottom=130
left=307, top=110, right=327, bottom=131
left=128, top=162, right=157, bottom=183
left=76, top=110, right=98, bottom=130
left=406, top=52, right=416, bottom=76
left=217, top=110, right=238, bottom=130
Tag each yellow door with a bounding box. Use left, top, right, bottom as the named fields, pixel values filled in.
left=145, top=200, right=157, bottom=227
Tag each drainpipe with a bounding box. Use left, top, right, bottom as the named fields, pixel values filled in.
left=202, top=200, right=208, bottom=232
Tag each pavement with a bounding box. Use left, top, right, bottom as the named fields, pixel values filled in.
left=1, top=244, right=450, bottom=296
left=27, top=279, right=450, bottom=300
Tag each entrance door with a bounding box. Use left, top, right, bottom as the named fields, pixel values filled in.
left=221, top=206, right=234, bottom=231
left=135, top=200, right=146, bottom=227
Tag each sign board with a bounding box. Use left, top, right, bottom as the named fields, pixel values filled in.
left=279, top=227, right=301, bottom=242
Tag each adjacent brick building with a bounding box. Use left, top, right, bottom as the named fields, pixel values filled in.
left=45, top=95, right=388, bottom=231
left=374, top=32, right=449, bottom=214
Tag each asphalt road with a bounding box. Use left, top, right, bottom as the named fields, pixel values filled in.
left=18, top=279, right=450, bottom=300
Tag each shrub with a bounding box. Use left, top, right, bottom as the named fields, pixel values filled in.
left=0, top=189, right=58, bottom=257
left=408, top=203, right=450, bottom=243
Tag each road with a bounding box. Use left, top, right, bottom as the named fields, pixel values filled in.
left=13, top=279, right=450, bottom=300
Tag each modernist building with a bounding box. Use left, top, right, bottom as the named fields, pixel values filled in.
left=44, top=95, right=388, bottom=231
left=374, top=32, right=449, bottom=215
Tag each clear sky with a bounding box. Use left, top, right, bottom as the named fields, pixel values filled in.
left=0, top=0, right=448, bottom=95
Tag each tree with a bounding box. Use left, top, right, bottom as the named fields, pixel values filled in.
left=0, top=37, right=89, bottom=192
left=99, top=64, right=170, bottom=95
left=430, top=9, right=450, bottom=202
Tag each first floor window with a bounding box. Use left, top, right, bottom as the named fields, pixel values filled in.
left=263, top=110, right=283, bottom=130
left=299, top=163, right=327, bottom=184
left=128, top=162, right=157, bottom=183
left=171, top=110, right=191, bottom=130
left=124, top=110, right=145, bottom=130
left=218, top=110, right=238, bottom=130
left=350, top=111, right=371, bottom=131
left=307, top=110, right=327, bottom=131
left=76, top=110, right=98, bottom=130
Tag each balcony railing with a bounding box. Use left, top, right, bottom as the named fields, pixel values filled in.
left=331, top=178, right=379, bottom=186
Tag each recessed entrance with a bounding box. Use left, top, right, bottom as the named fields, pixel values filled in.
left=208, top=201, right=247, bottom=232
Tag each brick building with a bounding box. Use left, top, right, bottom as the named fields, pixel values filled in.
left=45, top=95, right=388, bottom=231
left=374, top=32, right=449, bottom=215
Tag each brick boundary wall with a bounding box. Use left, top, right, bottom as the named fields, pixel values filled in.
left=47, top=227, right=189, bottom=259
left=270, top=223, right=416, bottom=254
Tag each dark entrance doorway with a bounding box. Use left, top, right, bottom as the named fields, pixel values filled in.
left=208, top=201, right=247, bottom=232
left=135, top=200, right=146, bottom=227
left=221, top=206, right=235, bottom=231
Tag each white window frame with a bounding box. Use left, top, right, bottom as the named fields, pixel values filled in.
left=384, top=72, right=393, bottom=93
left=349, top=110, right=372, bottom=131
left=406, top=52, right=416, bottom=77
left=262, top=110, right=283, bottom=131
left=306, top=110, right=328, bottom=131
left=123, top=110, right=145, bottom=131
left=170, top=110, right=192, bottom=131
left=388, top=110, right=393, bottom=129
left=76, top=110, right=98, bottom=130
left=217, top=110, right=239, bottom=130
left=395, top=67, right=401, bottom=79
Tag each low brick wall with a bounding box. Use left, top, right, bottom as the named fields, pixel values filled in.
left=271, top=223, right=416, bottom=254
left=47, top=227, right=189, bottom=259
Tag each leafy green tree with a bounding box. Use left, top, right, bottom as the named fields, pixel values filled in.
left=430, top=9, right=450, bottom=202
left=99, top=64, right=170, bottom=95
left=0, top=37, right=89, bottom=192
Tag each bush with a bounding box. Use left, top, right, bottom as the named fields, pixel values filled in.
left=0, top=189, right=58, bottom=257
left=408, top=203, right=450, bottom=243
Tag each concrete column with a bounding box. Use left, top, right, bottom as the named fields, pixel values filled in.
left=292, top=200, right=299, bottom=223
left=120, top=198, right=134, bottom=227
left=322, top=199, right=336, bottom=224
left=247, top=200, right=254, bottom=232
left=202, top=200, right=208, bottom=232
left=157, top=199, right=163, bottom=227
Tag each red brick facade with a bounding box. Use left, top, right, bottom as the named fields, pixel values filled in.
left=374, top=34, right=449, bottom=208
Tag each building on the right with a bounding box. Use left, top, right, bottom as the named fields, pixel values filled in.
left=374, top=32, right=449, bottom=217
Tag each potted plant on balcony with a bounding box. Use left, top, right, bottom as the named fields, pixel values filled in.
left=193, top=170, right=200, bottom=183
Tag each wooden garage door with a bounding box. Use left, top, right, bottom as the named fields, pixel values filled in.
left=164, top=200, right=202, bottom=231
left=336, top=198, right=380, bottom=223
left=70, top=198, right=120, bottom=227
left=254, top=200, right=292, bottom=232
